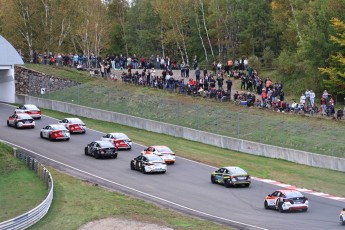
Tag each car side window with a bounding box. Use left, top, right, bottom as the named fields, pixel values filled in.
left=143, top=157, right=148, bottom=162
left=272, top=191, right=279, bottom=196
left=19, top=105, right=24, bottom=109
left=224, top=169, right=229, bottom=174
left=12, top=114, right=16, bottom=118
left=218, top=168, right=224, bottom=173
left=137, top=156, right=142, bottom=161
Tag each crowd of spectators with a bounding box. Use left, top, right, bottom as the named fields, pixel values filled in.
left=29, top=50, right=344, bottom=119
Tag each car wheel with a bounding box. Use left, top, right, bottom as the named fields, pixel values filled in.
left=278, top=203, right=284, bottom=213
left=84, top=147, right=89, bottom=155
left=40, top=132, right=43, bottom=139
left=48, top=134, right=53, bottom=141
left=36, top=117, right=41, bottom=120
left=95, top=153, right=100, bottom=159
left=66, top=138, right=70, bottom=141
left=6, top=121, right=10, bottom=127
left=341, top=216, right=345, bottom=225
left=264, top=201, right=269, bottom=209
left=170, top=162, right=175, bottom=165
left=130, top=161, right=135, bottom=170
left=161, top=171, right=166, bottom=174
left=225, top=180, right=231, bottom=188
left=113, top=154, right=118, bottom=159
left=141, top=166, right=146, bottom=174
left=244, top=183, right=250, bottom=187
left=211, top=175, right=215, bottom=184
left=302, top=208, right=308, bottom=212
left=15, top=122, right=20, bottom=129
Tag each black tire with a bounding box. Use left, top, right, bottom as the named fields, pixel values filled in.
left=36, top=117, right=41, bottom=120
left=244, top=183, right=250, bottom=187
left=130, top=161, right=135, bottom=170
left=95, top=153, right=100, bottom=159
left=341, top=216, right=345, bottom=225
left=264, top=201, right=269, bottom=209
left=40, top=132, right=43, bottom=139
left=48, top=134, right=53, bottom=141
left=170, top=162, right=175, bottom=165
left=141, top=166, right=146, bottom=174
left=161, top=171, right=166, bottom=174
left=6, top=121, right=10, bottom=127
left=84, top=147, right=89, bottom=155
left=225, top=179, right=231, bottom=188
left=65, top=138, right=70, bottom=141
left=15, top=122, right=20, bottom=129
left=211, top=175, right=215, bottom=184
left=302, top=208, right=308, bottom=212
left=113, top=153, right=118, bottom=159
left=278, top=203, right=284, bottom=213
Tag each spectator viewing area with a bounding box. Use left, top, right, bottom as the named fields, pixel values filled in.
left=0, top=35, right=24, bottom=103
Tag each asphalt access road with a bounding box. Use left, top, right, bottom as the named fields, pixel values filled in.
left=1, top=103, right=343, bottom=230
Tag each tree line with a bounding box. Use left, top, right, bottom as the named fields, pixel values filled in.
left=1, top=0, right=345, bottom=97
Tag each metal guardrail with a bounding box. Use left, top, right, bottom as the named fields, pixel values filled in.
left=0, top=148, right=54, bottom=230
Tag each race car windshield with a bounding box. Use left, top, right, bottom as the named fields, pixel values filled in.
left=25, top=105, right=39, bottom=110
left=147, top=156, right=163, bottom=162
left=69, top=118, right=83, bottom=124
left=18, top=114, right=33, bottom=119
left=99, top=142, right=115, bottom=148
left=229, top=168, right=247, bottom=175
left=284, top=191, right=304, bottom=198
left=156, top=147, right=172, bottom=153
left=51, top=125, right=67, bottom=130
left=115, top=133, right=128, bottom=139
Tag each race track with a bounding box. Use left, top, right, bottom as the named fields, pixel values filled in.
left=1, top=103, right=343, bottom=230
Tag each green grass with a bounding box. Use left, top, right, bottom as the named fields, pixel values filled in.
left=32, top=79, right=345, bottom=158
left=0, top=143, right=47, bottom=222
left=24, top=64, right=94, bottom=84
left=29, top=168, right=230, bottom=230
left=41, top=108, right=345, bottom=198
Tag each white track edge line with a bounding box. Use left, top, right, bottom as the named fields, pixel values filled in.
left=1, top=139, right=267, bottom=230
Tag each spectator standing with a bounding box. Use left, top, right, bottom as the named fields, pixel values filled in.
left=193, top=56, right=198, bottom=70
left=195, top=67, right=200, bottom=82
left=310, top=90, right=315, bottom=106
left=226, top=78, right=232, bottom=97
left=305, top=89, right=311, bottom=106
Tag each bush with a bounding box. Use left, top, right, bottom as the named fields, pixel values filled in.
left=248, top=55, right=261, bottom=72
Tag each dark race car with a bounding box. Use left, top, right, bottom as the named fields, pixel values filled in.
left=84, top=141, right=118, bottom=159
left=211, top=166, right=251, bottom=187
left=7, top=113, right=35, bottom=129
left=130, top=155, right=167, bottom=174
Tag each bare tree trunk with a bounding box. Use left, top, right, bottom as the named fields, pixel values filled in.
left=160, top=24, right=165, bottom=58
left=171, top=21, right=185, bottom=64
left=16, top=0, right=34, bottom=61
left=195, top=6, right=208, bottom=63
left=57, top=17, right=71, bottom=52
left=200, top=0, right=214, bottom=60
left=288, top=0, right=303, bottom=44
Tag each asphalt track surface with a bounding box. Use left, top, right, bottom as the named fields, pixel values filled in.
left=1, top=103, right=344, bottom=230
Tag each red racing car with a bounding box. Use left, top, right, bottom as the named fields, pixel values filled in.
left=101, top=132, right=132, bottom=150
left=40, top=124, right=70, bottom=141
left=7, top=113, right=35, bottom=129
left=59, top=118, right=86, bottom=134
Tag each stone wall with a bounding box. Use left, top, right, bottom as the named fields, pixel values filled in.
left=15, top=65, right=79, bottom=95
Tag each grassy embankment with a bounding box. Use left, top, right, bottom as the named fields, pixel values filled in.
left=0, top=143, right=46, bottom=222
left=0, top=141, right=230, bottom=230
left=24, top=64, right=345, bottom=158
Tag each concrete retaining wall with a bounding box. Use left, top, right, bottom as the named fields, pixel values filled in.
left=19, top=95, right=345, bottom=172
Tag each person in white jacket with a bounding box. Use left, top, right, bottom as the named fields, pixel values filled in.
left=310, top=90, right=315, bottom=106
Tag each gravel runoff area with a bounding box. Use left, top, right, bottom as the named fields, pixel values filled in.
left=78, top=217, right=173, bottom=230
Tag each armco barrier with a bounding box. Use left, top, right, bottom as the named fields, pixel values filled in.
left=0, top=147, right=53, bottom=230
left=20, top=95, right=345, bottom=172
